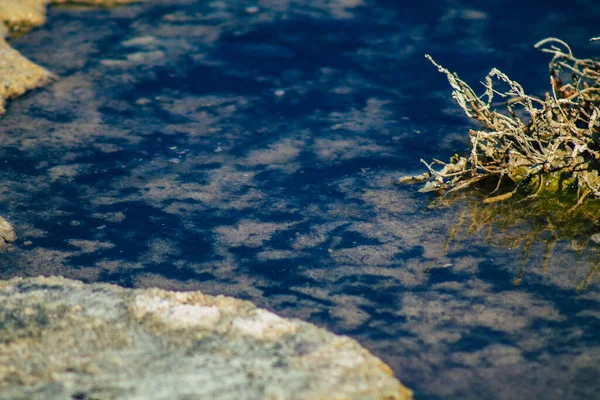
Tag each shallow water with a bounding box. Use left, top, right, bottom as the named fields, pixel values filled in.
left=2, top=0, right=600, bottom=399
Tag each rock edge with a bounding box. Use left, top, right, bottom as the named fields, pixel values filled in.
left=0, top=0, right=142, bottom=114
left=0, top=275, right=413, bottom=400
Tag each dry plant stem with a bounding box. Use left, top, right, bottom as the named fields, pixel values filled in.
left=578, top=260, right=600, bottom=291
left=405, top=39, right=600, bottom=203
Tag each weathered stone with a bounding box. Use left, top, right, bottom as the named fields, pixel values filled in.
left=0, top=0, right=143, bottom=33
left=0, top=38, right=52, bottom=115
left=0, top=0, right=143, bottom=115
left=0, top=0, right=52, bottom=114
left=0, top=215, right=16, bottom=244
left=0, top=276, right=412, bottom=400
left=0, top=0, right=48, bottom=32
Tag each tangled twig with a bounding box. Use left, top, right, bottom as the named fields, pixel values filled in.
left=400, top=38, right=600, bottom=203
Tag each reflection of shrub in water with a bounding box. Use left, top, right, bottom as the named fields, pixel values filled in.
left=399, top=37, right=600, bottom=290
left=429, top=190, right=600, bottom=291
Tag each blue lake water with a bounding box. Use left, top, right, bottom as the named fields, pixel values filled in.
left=2, top=0, right=600, bottom=398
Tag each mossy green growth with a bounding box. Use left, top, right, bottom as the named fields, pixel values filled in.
left=521, top=169, right=576, bottom=194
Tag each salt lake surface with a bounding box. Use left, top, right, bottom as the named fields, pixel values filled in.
left=2, top=0, right=600, bottom=399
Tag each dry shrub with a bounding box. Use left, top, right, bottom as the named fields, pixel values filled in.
left=400, top=37, right=600, bottom=206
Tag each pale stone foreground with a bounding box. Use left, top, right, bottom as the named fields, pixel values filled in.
left=0, top=276, right=412, bottom=400
left=0, top=2, right=413, bottom=398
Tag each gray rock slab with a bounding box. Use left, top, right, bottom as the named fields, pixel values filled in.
left=0, top=276, right=412, bottom=400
